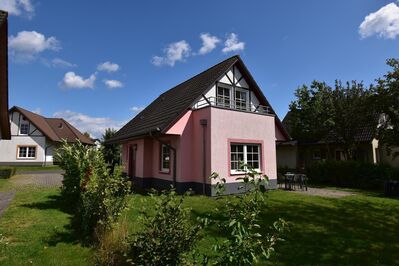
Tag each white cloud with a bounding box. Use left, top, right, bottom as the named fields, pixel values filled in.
left=53, top=110, right=126, bottom=139
left=50, top=58, right=77, bottom=68
left=104, top=79, right=124, bottom=89
left=151, top=40, right=191, bottom=66
left=130, top=106, right=145, bottom=112
left=59, top=72, right=96, bottom=89
left=0, top=0, right=35, bottom=18
left=97, top=61, right=120, bottom=73
left=359, top=3, right=399, bottom=39
left=222, top=33, right=245, bottom=53
left=32, top=107, right=41, bottom=114
left=198, top=33, right=220, bottom=55
left=8, top=31, right=61, bottom=62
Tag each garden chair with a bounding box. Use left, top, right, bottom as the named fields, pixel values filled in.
left=277, top=173, right=285, bottom=188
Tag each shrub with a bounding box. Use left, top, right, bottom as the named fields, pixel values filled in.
left=126, top=190, right=202, bottom=266
left=0, top=167, right=16, bottom=179
left=55, top=140, right=131, bottom=239
left=307, top=160, right=399, bottom=190
left=207, top=165, right=287, bottom=265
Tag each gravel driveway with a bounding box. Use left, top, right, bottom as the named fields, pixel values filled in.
left=9, top=172, right=63, bottom=189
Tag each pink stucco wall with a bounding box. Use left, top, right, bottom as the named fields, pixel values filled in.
left=121, top=107, right=277, bottom=186
left=209, top=108, right=277, bottom=184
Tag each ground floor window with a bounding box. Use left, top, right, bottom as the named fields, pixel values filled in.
left=17, top=146, right=36, bottom=159
left=230, top=143, right=261, bottom=174
left=160, top=144, right=171, bottom=173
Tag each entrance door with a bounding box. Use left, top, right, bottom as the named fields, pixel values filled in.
left=128, top=145, right=137, bottom=178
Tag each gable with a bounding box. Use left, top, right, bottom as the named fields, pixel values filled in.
left=9, top=110, right=44, bottom=137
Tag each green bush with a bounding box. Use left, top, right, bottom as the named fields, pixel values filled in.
left=307, top=160, right=399, bottom=190
left=127, top=190, right=202, bottom=266
left=55, top=140, right=131, bottom=239
left=0, top=167, right=16, bottom=179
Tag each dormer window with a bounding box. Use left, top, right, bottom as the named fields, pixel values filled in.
left=20, top=120, right=29, bottom=135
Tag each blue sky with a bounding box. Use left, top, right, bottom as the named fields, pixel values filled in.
left=1, top=0, right=399, bottom=137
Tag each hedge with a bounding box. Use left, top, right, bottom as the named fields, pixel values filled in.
left=0, top=167, right=16, bottom=179
left=306, top=160, right=399, bottom=190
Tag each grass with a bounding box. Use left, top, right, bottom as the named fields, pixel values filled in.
left=12, top=165, right=61, bottom=172
left=0, top=177, right=399, bottom=265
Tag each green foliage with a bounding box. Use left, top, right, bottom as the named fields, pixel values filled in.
left=307, top=160, right=399, bottom=189
left=373, top=58, right=399, bottom=158
left=206, top=164, right=287, bottom=265
left=55, top=140, right=131, bottom=238
left=101, top=128, right=121, bottom=168
left=0, top=167, right=16, bottom=179
left=127, top=189, right=202, bottom=266
left=288, top=80, right=374, bottom=159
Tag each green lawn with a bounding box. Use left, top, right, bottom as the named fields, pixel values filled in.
left=1, top=180, right=399, bottom=265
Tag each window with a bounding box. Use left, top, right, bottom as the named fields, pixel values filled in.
left=230, top=143, right=261, bottom=174
left=20, top=122, right=29, bottom=135
left=217, top=86, right=231, bottom=108
left=17, top=146, right=36, bottom=159
left=235, top=89, right=248, bottom=111
left=160, top=144, right=171, bottom=172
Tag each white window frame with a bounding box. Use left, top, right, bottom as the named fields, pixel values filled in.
left=216, top=84, right=232, bottom=108
left=230, top=143, right=261, bottom=174
left=19, top=121, right=29, bottom=135
left=17, top=146, right=36, bottom=159
left=234, top=87, right=249, bottom=111
left=160, top=144, right=171, bottom=173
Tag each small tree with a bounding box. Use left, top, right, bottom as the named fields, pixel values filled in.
left=101, top=128, right=121, bottom=168
left=373, top=58, right=399, bottom=158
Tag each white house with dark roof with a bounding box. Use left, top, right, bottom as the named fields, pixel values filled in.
left=0, top=106, right=94, bottom=166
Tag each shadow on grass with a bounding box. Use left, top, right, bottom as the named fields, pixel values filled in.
left=21, top=194, right=86, bottom=246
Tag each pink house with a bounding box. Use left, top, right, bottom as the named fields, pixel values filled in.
left=109, top=56, right=289, bottom=195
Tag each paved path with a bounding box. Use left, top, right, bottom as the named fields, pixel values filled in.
left=287, top=187, right=356, bottom=198
left=0, top=191, right=15, bottom=218
left=9, top=172, right=63, bottom=189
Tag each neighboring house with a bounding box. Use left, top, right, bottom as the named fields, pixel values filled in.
left=0, top=106, right=94, bottom=166
left=277, top=112, right=399, bottom=169
left=109, top=55, right=289, bottom=195
left=0, top=11, right=11, bottom=140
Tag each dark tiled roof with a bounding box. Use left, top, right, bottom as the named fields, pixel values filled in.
left=11, top=106, right=94, bottom=145
left=110, top=55, right=290, bottom=143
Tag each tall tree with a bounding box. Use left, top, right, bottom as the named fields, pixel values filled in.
left=373, top=58, right=399, bottom=158
left=101, top=128, right=121, bottom=167
left=287, top=80, right=374, bottom=160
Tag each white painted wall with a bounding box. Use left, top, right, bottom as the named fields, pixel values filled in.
left=0, top=110, right=49, bottom=165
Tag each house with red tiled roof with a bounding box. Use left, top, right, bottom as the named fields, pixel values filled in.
left=0, top=106, right=94, bottom=166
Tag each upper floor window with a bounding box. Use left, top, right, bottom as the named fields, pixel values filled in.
left=217, top=86, right=231, bottom=108
left=20, top=119, right=29, bottom=135
left=235, top=88, right=248, bottom=111
left=160, top=144, right=171, bottom=173
left=230, top=143, right=261, bottom=174
left=17, top=146, right=36, bottom=159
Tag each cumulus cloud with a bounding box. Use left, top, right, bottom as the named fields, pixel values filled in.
left=222, top=33, right=245, bottom=53
left=59, top=72, right=96, bottom=89
left=130, top=106, right=145, bottom=112
left=104, top=79, right=124, bottom=89
left=198, top=33, right=220, bottom=55
left=8, top=31, right=61, bottom=62
left=97, top=61, right=120, bottom=72
left=359, top=3, right=399, bottom=39
left=0, top=0, right=35, bottom=18
left=53, top=110, right=126, bottom=138
left=151, top=40, right=191, bottom=66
